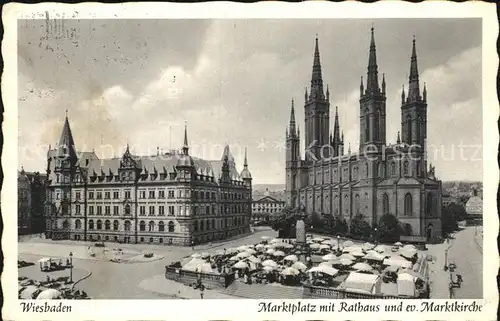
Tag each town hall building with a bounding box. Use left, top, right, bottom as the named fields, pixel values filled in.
left=285, top=28, right=442, bottom=239
left=45, top=118, right=253, bottom=246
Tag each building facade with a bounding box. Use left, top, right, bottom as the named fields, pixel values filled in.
left=45, top=118, right=253, bottom=246
left=465, top=188, right=482, bottom=221
left=285, top=29, right=442, bottom=239
left=251, top=194, right=286, bottom=224
left=18, top=168, right=32, bottom=234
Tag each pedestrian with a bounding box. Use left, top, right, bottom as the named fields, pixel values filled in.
left=200, top=291, right=204, bottom=299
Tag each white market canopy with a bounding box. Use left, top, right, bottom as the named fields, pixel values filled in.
left=362, top=242, right=375, bottom=251
left=363, top=252, right=385, bottom=261
left=233, top=261, right=248, bottom=269
left=322, top=253, right=337, bottom=261
left=352, top=262, right=374, bottom=272
left=247, top=255, right=261, bottom=263
left=237, top=251, right=251, bottom=259
left=321, top=239, right=335, bottom=245
left=397, top=272, right=416, bottom=297
left=343, top=240, right=354, bottom=247
left=262, top=259, right=278, bottom=268
left=266, top=248, right=276, bottom=254
left=309, top=243, right=320, bottom=249
left=245, top=248, right=257, bottom=255
left=383, top=257, right=412, bottom=269
left=341, top=272, right=380, bottom=294
left=273, top=250, right=285, bottom=257
left=319, top=244, right=331, bottom=250
left=228, top=255, right=239, bottom=262
left=292, top=261, right=308, bottom=271
left=281, top=267, right=300, bottom=276
left=36, top=289, right=62, bottom=300
left=339, top=254, right=356, bottom=261
left=374, top=245, right=387, bottom=253
left=308, top=265, right=339, bottom=276
left=284, top=254, right=299, bottom=262
left=312, top=237, right=325, bottom=242
left=190, top=253, right=202, bottom=259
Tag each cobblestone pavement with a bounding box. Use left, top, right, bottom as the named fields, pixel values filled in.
left=426, top=226, right=483, bottom=299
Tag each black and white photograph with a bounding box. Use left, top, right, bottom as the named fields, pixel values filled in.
left=2, top=2, right=498, bottom=320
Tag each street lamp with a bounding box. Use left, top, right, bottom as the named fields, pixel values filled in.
left=374, top=228, right=378, bottom=245
left=443, top=249, right=448, bottom=271
left=337, top=235, right=340, bottom=253
left=69, top=252, right=73, bottom=283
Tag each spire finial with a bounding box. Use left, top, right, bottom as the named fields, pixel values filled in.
left=423, top=82, right=427, bottom=101
left=244, top=147, right=248, bottom=167
left=397, top=131, right=401, bottom=144
left=65, top=109, right=68, bottom=118
left=408, top=36, right=420, bottom=101
left=289, top=99, right=296, bottom=136
left=310, top=35, right=324, bottom=100
left=366, top=25, right=379, bottom=93
left=382, top=73, right=386, bottom=94
left=182, top=121, right=189, bottom=155
left=401, top=84, right=406, bottom=103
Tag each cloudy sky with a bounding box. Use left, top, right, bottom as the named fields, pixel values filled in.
left=18, top=18, right=482, bottom=183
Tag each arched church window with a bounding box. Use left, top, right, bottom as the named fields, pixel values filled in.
left=365, top=116, right=370, bottom=142
left=403, top=161, right=409, bottom=176
left=407, top=116, right=412, bottom=144
left=426, top=193, right=433, bottom=217
left=354, top=194, right=360, bottom=214
left=378, top=163, right=384, bottom=178
left=416, top=117, right=422, bottom=147
left=391, top=162, right=396, bottom=176
left=383, top=193, right=389, bottom=214
left=404, top=193, right=413, bottom=216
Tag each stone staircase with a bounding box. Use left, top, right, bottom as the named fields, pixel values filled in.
left=222, top=281, right=304, bottom=299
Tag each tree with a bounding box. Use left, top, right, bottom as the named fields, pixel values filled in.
left=377, top=213, right=403, bottom=243
left=441, top=203, right=465, bottom=236
left=349, top=214, right=372, bottom=239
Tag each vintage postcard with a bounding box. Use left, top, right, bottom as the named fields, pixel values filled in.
left=2, top=1, right=498, bottom=320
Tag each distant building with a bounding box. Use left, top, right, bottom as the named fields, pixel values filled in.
left=251, top=191, right=286, bottom=225
left=442, top=194, right=459, bottom=207
left=465, top=188, right=482, bottom=221
left=18, top=168, right=32, bottom=234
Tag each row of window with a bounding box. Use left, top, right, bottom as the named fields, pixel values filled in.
left=68, top=189, right=248, bottom=201
left=300, top=192, right=436, bottom=217
left=310, top=160, right=422, bottom=185
left=75, top=204, right=249, bottom=216
left=193, top=216, right=247, bottom=232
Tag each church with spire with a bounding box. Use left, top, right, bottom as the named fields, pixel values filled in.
left=285, top=28, right=442, bottom=240
left=45, top=118, right=252, bottom=245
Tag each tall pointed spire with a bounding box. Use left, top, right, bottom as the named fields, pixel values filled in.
left=304, top=87, right=308, bottom=102
left=309, top=35, right=325, bottom=100
left=182, top=121, right=189, bottom=155
left=333, top=106, right=340, bottom=143
left=401, top=84, right=406, bottom=103
left=241, top=147, right=252, bottom=180
left=289, top=99, right=296, bottom=136
left=407, top=36, right=421, bottom=102
left=57, top=114, right=78, bottom=166
left=243, top=147, right=248, bottom=167
left=382, top=73, right=386, bottom=94
left=360, top=76, right=364, bottom=95
left=366, top=26, right=379, bottom=93
left=423, top=82, right=427, bottom=101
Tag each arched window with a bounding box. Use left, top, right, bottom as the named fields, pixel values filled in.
left=148, top=221, right=154, bottom=232
left=158, top=221, right=165, bottom=232
left=200, top=220, right=204, bottom=231
left=62, top=220, right=69, bottom=229
left=113, top=220, right=119, bottom=231
left=139, top=220, right=145, bottom=231
left=168, top=221, right=175, bottom=232
left=416, top=117, right=421, bottom=146
left=343, top=195, right=349, bottom=215
left=124, top=220, right=131, bottom=231
left=391, top=162, right=396, bottom=176
left=125, top=204, right=131, bottom=215
left=105, top=220, right=111, bottom=230
left=207, top=219, right=211, bottom=230
left=404, top=193, right=413, bottom=216
left=378, top=163, right=385, bottom=178
left=426, top=193, right=433, bottom=217
left=407, top=116, right=412, bottom=144
left=383, top=193, right=389, bottom=214
left=212, top=219, right=215, bottom=230
left=403, top=161, right=409, bottom=176
left=354, top=194, right=360, bottom=214
left=194, top=220, right=198, bottom=232
left=96, top=220, right=102, bottom=230
left=365, top=116, right=370, bottom=142
left=75, top=219, right=81, bottom=229
left=89, top=220, right=94, bottom=230
left=334, top=195, right=339, bottom=216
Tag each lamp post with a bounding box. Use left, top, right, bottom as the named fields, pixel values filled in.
left=374, top=228, right=378, bottom=246
left=69, top=252, right=73, bottom=283
left=337, top=235, right=340, bottom=253
left=443, top=249, right=448, bottom=271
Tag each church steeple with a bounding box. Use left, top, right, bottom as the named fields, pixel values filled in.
left=401, top=84, right=406, bottom=103
left=423, top=82, right=427, bottom=102
left=333, top=106, right=340, bottom=143
left=407, top=36, right=421, bottom=102
left=360, top=76, right=364, bottom=96
left=382, top=73, right=386, bottom=94
left=309, top=36, right=325, bottom=101
left=289, top=99, right=296, bottom=136
left=365, top=26, right=380, bottom=94
left=57, top=113, right=78, bottom=167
